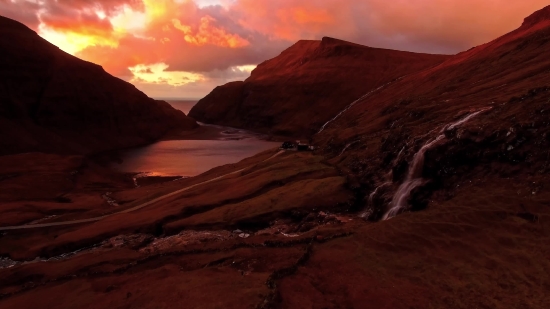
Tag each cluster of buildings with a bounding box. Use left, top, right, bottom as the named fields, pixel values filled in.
left=281, top=140, right=315, bottom=151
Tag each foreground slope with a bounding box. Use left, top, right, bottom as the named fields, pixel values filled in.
left=189, top=37, right=449, bottom=137
left=0, top=16, right=197, bottom=155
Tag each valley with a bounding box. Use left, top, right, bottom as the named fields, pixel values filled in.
left=1, top=5, right=550, bottom=309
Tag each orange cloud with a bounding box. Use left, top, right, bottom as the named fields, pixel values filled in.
left=231, top=0, right=354, bottom=41
left=172, top=16, right=249, bottom=48
left=2, top=0, right=549, bottom=99
left=231, top=0, right=550, bottom=51
left=129, top=63, right=204, bottom=86
left=70, top=0, right=262, bottom=83
left=39, top=26, right=120, bottom=54
left=39, top=11, right=122, bottom=53
left=142, top=0, right=177, bottom=21
left=363, top=0, right=550, bottom=51
left=291, top=8, right=334, bottom=25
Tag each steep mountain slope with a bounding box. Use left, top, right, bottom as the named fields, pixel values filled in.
left=0, top=16, right=198, bottom=156
left=189, top=37, right=449, bottom=137
left=315, top=5, right=550, bottom=220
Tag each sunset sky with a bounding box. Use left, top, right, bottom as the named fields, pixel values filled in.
left=1, top=0, right=548, bottom=99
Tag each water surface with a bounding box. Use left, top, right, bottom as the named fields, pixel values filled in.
left=113, top=138, right=279, bottom=177
left=112, top=100, right=279, bottom=177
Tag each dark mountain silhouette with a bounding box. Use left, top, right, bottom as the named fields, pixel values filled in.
left=0, top=16, right=197, bottom=155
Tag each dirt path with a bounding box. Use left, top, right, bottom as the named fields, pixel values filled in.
left=0, top=150, right=285, bottom=231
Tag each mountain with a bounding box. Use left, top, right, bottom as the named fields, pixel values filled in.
left=2, top=7, right=550, bottom=309
left=0, top=16, right=198, bottom=156
left=189, top=37, right=449, bottom=137
left=314, top=4, right=550, bottom=219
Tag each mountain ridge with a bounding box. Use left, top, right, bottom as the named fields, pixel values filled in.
left=522, top=4, right=550, bottom=28
left=189, top=37, right=449, bottom=137
left=0, top=15, right=198, bottom=156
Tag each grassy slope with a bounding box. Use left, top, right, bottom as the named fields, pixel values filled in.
left=279, top=180, right=550, bottom=308
left=0, top=149, right=353, bottom=260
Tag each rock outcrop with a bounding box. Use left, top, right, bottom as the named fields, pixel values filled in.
left=189, top=37, right=449, bottom=137
left=522, top=4, right=550, bottom=28
left=0, top=16, right=198, bottom=155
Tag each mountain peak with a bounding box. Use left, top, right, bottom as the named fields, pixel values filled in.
left=0, top=15, right=36, bottom=36
left=0, top=15, right=197, bottom=155
left=522, top=5, right=550, bottom=28
left=320, top=36, right=368, bottom=48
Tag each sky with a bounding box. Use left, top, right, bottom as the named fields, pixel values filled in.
left=1, top=0, right=548, bottom=99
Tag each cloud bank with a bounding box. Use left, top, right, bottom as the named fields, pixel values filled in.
left=1, top=0, right=548, bottom=98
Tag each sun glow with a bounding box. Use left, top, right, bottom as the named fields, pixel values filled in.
left=110, top=5, right=147, bottom=33
left=143, top=0, right=173, bottom=22
left=35, top=0, right=248, bottom=56
left=129, top=63, right=204, bottom=86
left=233, top=64, right=256, bottom=73
left=38, top=24, right=120, bottom=55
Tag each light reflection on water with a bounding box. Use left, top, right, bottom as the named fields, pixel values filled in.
left=113, top=136, right=279, bottom=177
left=113, top=100, right=280, bottom=177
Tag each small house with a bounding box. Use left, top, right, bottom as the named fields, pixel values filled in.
left=281, top=141, right=294, bottom=149
left=281, top=140, right=315, bottom=151
left=297, top=142, right=309, bottom=151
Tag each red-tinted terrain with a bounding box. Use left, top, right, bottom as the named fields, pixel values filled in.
left=0, top=14, right=199, bottom=276
left=2, top=6, right=550, bottom=309
left=189, top=37, right=449, bottom=137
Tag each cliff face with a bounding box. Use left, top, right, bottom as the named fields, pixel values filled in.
left=0, top=16, right=198, bottom=155
left=189, top=37, right=449, bottom=137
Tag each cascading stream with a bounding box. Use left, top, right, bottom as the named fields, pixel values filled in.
left=359, top=182, right=392, bottom=218
left=381, top=107, right=492, bottom=220
left=339, top=140, right=360, bottom=156
left=317, top=76, right=406, bottom=134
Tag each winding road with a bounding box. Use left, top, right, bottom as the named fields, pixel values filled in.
left=0, top=150, right=285, bottom=231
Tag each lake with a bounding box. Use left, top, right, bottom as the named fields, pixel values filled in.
left=111, top=101, right=280, bottom=177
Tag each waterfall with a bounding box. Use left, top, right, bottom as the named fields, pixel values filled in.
left=381, top=136, right=445, bottom=220
left=317, top=77, right=406, bottom=134
left=368, top=182, right=392, bottom=206
left=381, top=107, right=492, bottom=220
left=358, top=181, right=392, bottom=218
left=339, top=140, right=360, bottom=156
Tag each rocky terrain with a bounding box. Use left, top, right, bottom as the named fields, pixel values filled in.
left=189, top=37, right=449, bottom=138
left=0, top=16, right=197, bottom=156
left=1, top=6, right=550, bottom=309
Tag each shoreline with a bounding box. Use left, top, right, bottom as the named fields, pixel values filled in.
left=133, top=175, right=186, bottom=187
left=161, top=123, right=228, bottom=141
left=161, top=122, right=289, bottom=143
left=109, top=122, right=285, bottom=187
